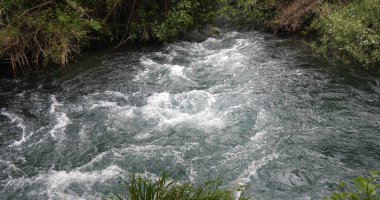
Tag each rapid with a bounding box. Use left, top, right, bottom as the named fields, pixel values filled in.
left=0, top=31, right=379, bottom=199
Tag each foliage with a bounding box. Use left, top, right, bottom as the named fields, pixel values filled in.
left=324, top=170, right=380, bottom=200
left=108, top=173, right=248, bottom=200
left=218, top=0, right=279, bottom=29
left=1, top=0, right=379, bottom=72
left=222, top=0, right=380, bottom=68
left=0, top=0, right=106, bottom=74
left=219, top=0, right=323, bottom=32
left=127, top=0, right=217, bottom=42
left=0, top=0, right=218, bottom=75
left=272, top=0, right=323, bottom=33
left=311, top=0, right=380, bottom=67
left=220, top=0, right=355, bottom=32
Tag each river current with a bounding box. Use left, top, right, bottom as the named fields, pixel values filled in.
left=0, top=31, right=379, bottom=199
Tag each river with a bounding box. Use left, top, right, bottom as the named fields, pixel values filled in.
left=0, top=31, right=379, bottom=199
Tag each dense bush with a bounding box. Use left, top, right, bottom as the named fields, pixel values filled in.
left=311, top=0, right=380, bottom=67
left=219, top=0, right=322, bottom=32
left=223, top=0, right=379, bottom=68
left=0, top=0, right=218, bottom=74
left=1, top=0, right=379, bottom=73
left=0, top=0, right=104, bottom=73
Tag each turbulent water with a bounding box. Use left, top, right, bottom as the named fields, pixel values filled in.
left=0, top=31, right=379, bottom=199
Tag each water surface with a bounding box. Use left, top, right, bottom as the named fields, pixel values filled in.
left=0, top=31, right=379, bottom=199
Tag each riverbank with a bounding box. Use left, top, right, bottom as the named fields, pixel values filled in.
left=0, top=0, right=218, bottom=76
left=226, top=0, right=380, bottom=68
left=1, top=0, right=379, bottom=77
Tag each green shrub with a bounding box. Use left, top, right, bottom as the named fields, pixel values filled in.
left=311, top=0, right=380, bottom=68
left=324, top=170, right=380, bottom=200
left=219, top=0, right=380, bottom=68
left=0, top=0, right=218, bottom=74
left=0, top=0, right=104, bottom=73
left=218, top=0, right=280, bottom=28
left=108, top=173, right=248, bottom=200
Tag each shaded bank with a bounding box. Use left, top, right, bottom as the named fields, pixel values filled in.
left=221, top=0, right=380, bottom=68
left=1, top=0, right=379, bottom=76
left=0, top=0, right=218, bottom=75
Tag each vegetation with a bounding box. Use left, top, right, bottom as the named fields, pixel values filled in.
left=221, top=0, right=380, bottom=67
left=0, top=0, right=104, bottom=74
left=324, top=170, right=380, bottom=200
left=311, top=0, right=380, bottom=67
left=0, top=0, right=218, bottom=75
left=108, top=173, right=247, bottom=200
left=108, top=171, right=380, bottom=200
left=0, top=0, right=379, bottom=74
left=219, top=0, right=324, bottom=32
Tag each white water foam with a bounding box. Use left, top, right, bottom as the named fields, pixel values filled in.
left=79, top=142, right=199, bottom=173
left=12, top=123, right=27, bottom=146
left=223, top=31, right=241, bottom=39
left=78, top=125, right=88, bottom=141
left=84, top=91, right=131, bottom=110
left=134, top=132, right=152, bottom=140
left=173, top=42, right=214, bottom=55
left=135, top=35, right=250, bottom=87
left=50, top=95, right=63, bottom=114
left=1, top=108, right=21, bottom=123
left=124, top=143, right=200, bottom=167
left=202, top=37, right=222, bottom=44
left=49, top=112, right=70, bottom=139
left=140, top=57, right=158, bottom=67
left=5, top=165, right=123, bottom=200
left=250, top=130, right=267, bottom=142
left=137, top=57, right=195, bottom=84
left=134, top=57, right=161, bottom=81
left=104, top=91, right=129, bottom=99
left=90, top=101, right=118, bottom=109
left=197, top=40, right=248, bottom=70
left=140, top=91, right=223, bottom=129
left=236, top=153, right=278, bottom=184
left=119, top=144, right=184, bottom=159
left=0, top=109, right=32, bottom=147
left=49, top=95, right=70, bottom=139
left=0, top=158, right=26, bottom=181
left=154, top=51, right=175, bottom=62
left=188, top=165, right=197, bottom=183
left=167, top=64, right=188, bottom=79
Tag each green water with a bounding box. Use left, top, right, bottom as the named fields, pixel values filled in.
left=0, top=31, right=379, bottom=199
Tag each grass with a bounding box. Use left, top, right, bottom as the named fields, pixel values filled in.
left=108, top=173, right=248, bottom=200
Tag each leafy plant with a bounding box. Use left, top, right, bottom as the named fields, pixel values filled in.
left=0, top=0, right=219, bottom=75
left=311, top=0, right=380, bottom=68
left=108, top=173, right=248, bottom=200
left=324, top=170, right=380, bottom=200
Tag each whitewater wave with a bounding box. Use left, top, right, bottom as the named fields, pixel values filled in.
left=5, top=165, right=123, bottom=200
left=48, top=95, right=71, bottom=140
left=0, top=109, right=30, bottom=146
left=140, top=91, right=223, bottom=129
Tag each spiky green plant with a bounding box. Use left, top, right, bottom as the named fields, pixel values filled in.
left=108, top=173, right=248, bottom=200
